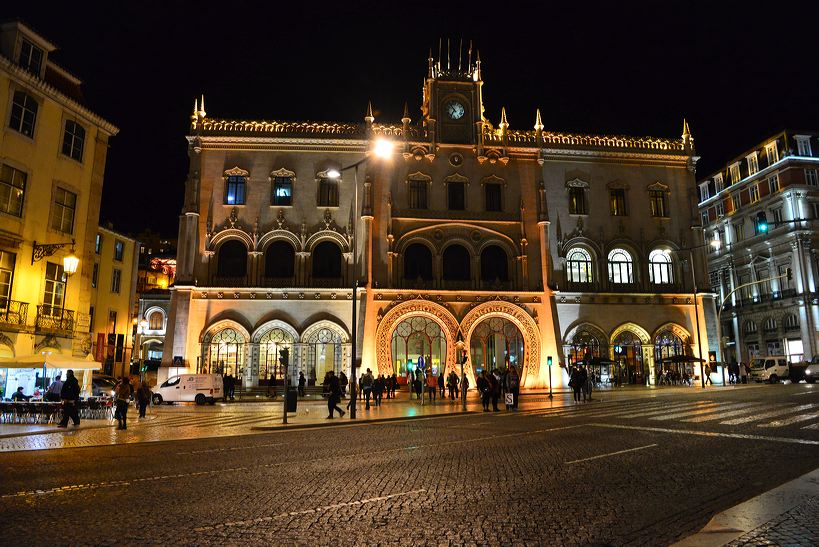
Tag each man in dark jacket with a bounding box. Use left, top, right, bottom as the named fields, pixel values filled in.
left=326, top=371, right=345, bottom=419
left=58, top=369, right=81, bottom=427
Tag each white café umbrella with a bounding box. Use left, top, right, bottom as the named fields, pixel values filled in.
left=0, top=353, right=101, bottom=397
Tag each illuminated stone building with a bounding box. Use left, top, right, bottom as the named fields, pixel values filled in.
left=698, top=130, right=819, bottom=364
left=0, top=21, right=118, bottom=396
left=164, top=47, right=717, bottom=389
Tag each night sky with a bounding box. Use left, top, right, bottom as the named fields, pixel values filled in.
left=4, top=1, right=819, bottom=238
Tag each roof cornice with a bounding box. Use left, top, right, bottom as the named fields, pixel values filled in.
left=0, top=54, right=119, bottom=136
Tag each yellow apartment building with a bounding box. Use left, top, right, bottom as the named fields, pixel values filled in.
left=0, top=21, right=118, bottom=397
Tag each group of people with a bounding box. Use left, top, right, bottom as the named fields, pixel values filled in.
left=222, top=373, right=236, bottom=400
left=656, top=369, right=692, bottom=386
left=475, top=365, right=520, bottom=411
left=726, top=362, right=749, bottom=384
left=568, top=365, right=595, bottom=403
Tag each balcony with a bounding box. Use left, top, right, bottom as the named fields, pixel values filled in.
left=0, top=300, right=29, bottom=329
left=35, top=306, right=75, bottom=333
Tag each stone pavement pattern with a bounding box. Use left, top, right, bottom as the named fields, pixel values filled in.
left=0, top=384, right=817, bottom=545
left=726, top=495, right=819, bottom=546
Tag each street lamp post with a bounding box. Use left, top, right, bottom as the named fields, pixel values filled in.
left=320, top=138, right=392, bottom=419
left=61, top=248, right=79, bottom=330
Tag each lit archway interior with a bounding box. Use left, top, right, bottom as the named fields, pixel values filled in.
left=204, top=328, right=245, bottom=376
left=469, top=316, right=524, bottom=376
left=390, top=316, right=446, bottom=379
left=258, top=328, right=295, bottom=385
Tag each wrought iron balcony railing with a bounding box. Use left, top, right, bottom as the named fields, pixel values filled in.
left=35, top=305, right=75, bottom=332
left=0, top=300, right=28, bottom=327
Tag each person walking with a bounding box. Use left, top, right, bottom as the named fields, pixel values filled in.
left=362, top=368, right=374, bottom=410
left=583, top=366, right=593, bottom=401
left=339, top=371, right=348, bottom=398
left=570, top=366, right=583, bottom=403
left=115, top=377, right=132, bottom=430
left=704, top=364, right=712, bottom=385
left=438, top=371, right=445, bottom=399
left=740, top=362, right=748, bottom=384
left=373, top=375, right=384, bottom=407
left=46, top=374, right=63, bottom=402
left=489, top=370, right=501, bottom=411
left=326, top=371, right=345, bottom=419
left=426, top=370, right=437, bottom=402
left=477, top=370, right=490, bottom=411
left=57, top=369, right=81, bottom=428
left=136, top=381, right=152, bottom=418
left=449, top=372, right=459, bottom=400
left=507, top=365, right=520, bottom=409
left=298, top=372, right=306, bottom=397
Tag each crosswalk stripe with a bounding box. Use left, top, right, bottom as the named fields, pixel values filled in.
left=759, top=412, right=819, bottom=428
left=721, top=404, right=817, bottom=425
left=648, top=403, right=735, bottom=421
left=681, top=404, right=768, bottom=423
left=571, top=402, right=692, bottom=419
left=802, top=422, right=819, bottom=430
left=539, top=400, right=676, bottom=418
left=617, top=402, right=713, bottom=419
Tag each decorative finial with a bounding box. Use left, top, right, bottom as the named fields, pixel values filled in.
left=534, top=108, right=544, bottom=131
left=192, top=98, right=199, bottom=122
left=365, top=101, right=375, bottom=123
left=499, top=107, right=509, bottom=131
left=475, top=50, right=482, bottom=80
left=401, top=102, right=411, bottom=124
left=199, top=94, right=206, bottom=118
left=682, top=118, right=692, bottom=140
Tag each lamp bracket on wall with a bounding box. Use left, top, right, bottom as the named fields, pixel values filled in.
left=31, top=239, right=75, bottom=265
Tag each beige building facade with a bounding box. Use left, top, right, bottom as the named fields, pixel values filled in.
left=0, top=22, right=118, bottom=396
left=89, top=226, right=139, bottom=377
left=164, top=49, right=717, bottom=389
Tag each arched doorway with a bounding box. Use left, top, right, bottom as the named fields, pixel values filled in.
left=257, top=327, right=296, bottom=386
left=442, top=244, right=471, bottom=287
left=469, top=316, right=524, bottom=376
left=303, top=324, right=344, bottom=385
left=653, top=325, right=692, bottom=384
left=216, top=240, right=248, bottom=279
left=403, top=243, right=433, bottom=284
left=611, top=326, right=650, bottom=386
left=203, top=327, right=246, bottom=377
left=390, top=316, right=447, bottom=381
left=564, top=324, right=610, bottom=384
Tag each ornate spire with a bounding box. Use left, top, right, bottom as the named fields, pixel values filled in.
left=427, top=48, right=434, bottom=78
left=365, top=100, right=375, bottom=123
left=682, top=118, right=694, bottom=154
left=682, top=118, right=692, bottom=140
left=192, top=98, right=199, bottom=123
left=199, top=94, right=206, bottom=118
left=401, top=102, right=411, bottom=124
left=534, top=108, right=544, bottom=131
left=499, top=107, right=509, bottom=131
left=475, top=50, right=482, bottom=80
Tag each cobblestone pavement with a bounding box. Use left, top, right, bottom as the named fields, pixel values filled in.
left=725, top=495, right=819, bottom=546
left=0, top=383, right=817, bottom=545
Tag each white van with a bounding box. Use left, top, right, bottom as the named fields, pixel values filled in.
left=152, top=374, right=223, bottom=405
left=749, top=356, right=789, bottom=384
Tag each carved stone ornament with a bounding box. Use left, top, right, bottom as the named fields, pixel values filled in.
left=565, top=178, right=590, bottom=189
left=35, top=335, right=61, bottom=352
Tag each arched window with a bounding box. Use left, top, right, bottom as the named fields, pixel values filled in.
left=264, top=241, right=295, bottom=279
left=480, top=245, right=509, bottom=282
left=648, top=249, right=673, bottom=284
left=783, top=314, right=800, bottom=330
left=744, top=320, right=758, bottom=334
left=217, top=240, right=247, bottom=278
left=763, top=317, right=777, bottom=333
left=148, top=311, right=163, bottom=330
left=305, top=327, right=343, bottom=383
left=258, top=327, right=295, bottom=384
left=566, top=248, right=593, bottom=283
left=404, top=243, right=433, bottom=281
left=205, top=328, right=245, bottom=376
left=442, top=244, right=470, bottom=281
left=608, top=248, right=633, bottom=284
left=312, top=241, right=342, bottom=279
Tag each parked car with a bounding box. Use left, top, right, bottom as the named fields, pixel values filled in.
left=749, top=356, right=789, bottom=383
left=152, top=374, right=223, bottom=405
left=805, top=359, right=818, bottom=384
left=91, top=374, right=118, bottom=397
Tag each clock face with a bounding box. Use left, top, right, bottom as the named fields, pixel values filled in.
left=445, top=100, right=465, bottom=120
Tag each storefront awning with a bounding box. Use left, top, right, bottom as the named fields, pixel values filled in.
left=0, top=353, right=102, bottom=370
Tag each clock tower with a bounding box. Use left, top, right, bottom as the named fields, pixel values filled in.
left=421, top=42, right=486, bottom=147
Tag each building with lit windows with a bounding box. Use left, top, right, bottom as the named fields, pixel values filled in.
left=698, top=130, right=819, bottom=364
left=163, top=45, right=718, bottom=390
left=89, top=225, right=139, bottom=377
left=0, top=21, right=118, bottom=397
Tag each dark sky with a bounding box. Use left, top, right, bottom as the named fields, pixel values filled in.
left=5, top=1, right=819, bottom=237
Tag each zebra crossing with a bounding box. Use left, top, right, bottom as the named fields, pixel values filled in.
left=527, top=399, right=819, bottom=431
left=146, top=411, right=281, bottom=430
